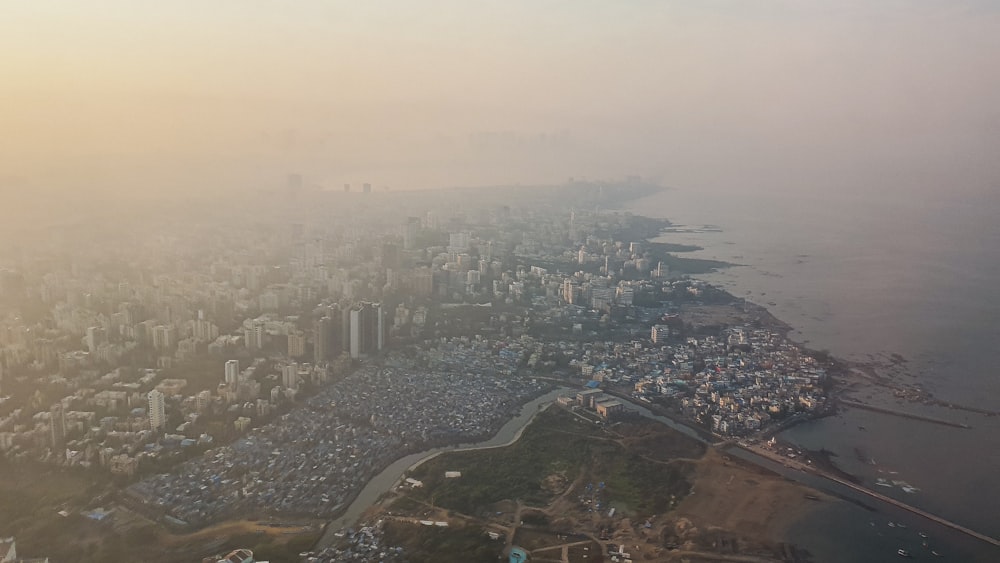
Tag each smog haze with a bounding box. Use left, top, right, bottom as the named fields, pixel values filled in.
left=3, top=1, right=999, bottom=199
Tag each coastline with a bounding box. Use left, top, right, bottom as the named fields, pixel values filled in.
left=623, top=192, right=1000, bottom=559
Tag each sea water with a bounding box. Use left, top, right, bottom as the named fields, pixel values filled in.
left=630, top=185, right=1000, bottom=561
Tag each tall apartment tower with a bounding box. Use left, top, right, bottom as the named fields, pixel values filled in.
left=349, top=302, right=384, bottom=359
left=148, top=389, right=166, bottom=431
left=314, top=316, right=332, bottom=364
left=282, top=362, right=299, bottom=391
left=403, top=217, right=421, bottom=250
left=314, top=304, right=342, bottom=363
left=225, top=360, right=240, bottom=387
left=50, top=403, right=66, bottom=453
left=86, top=326, right=107, bottom=353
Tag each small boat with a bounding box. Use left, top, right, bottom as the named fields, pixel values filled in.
left=897, top=523, right=907, bottom=529
left=898, top=549, right=911, bottom=557
left=888, top=522, right=896, bottom=528
left=931, top=550, right=942, bottom=557
left=919, top=532, right=928, bottom=539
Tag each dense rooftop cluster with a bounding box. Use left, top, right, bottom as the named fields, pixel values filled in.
left=305, top=522, right=405, bottom=563
left=127, top=342, right=547, bottom=526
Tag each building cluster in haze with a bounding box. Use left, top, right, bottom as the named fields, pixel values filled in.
left=126, top=346, right=546, bottom=526
left=0, top=180, right=829, bottom=533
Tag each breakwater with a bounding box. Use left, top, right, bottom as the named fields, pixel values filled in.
left=839, top=400, right=971, bottom=429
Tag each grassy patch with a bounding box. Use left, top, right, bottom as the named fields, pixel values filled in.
left=601, top=453, right=692, bottom=515
left=382, top=521, right=500, bottom=563
left=406, top=406, right=696, bottom=520
left=408, top=408, right=595, bottom=514
left=615, top=419, right=706, bottom=461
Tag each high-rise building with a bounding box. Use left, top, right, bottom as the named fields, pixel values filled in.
left=448, top=232, right=470, bottom=253
left=152, top=324, right=176, bottom=350
left=381, top=243, right=400, bottom=270
left=244, top=320, right=265, bottom=350
left=282, top=363, right=299, bottom=391
left=86, top=326, right=107, bottom=353
left=651, top=325, right=671, bottom=344
left=313, top=309, right=343, bottom=364
left=412, top=268, right=434, bottom=297
left=50, top=403, right=66, bottom=453
left=225, top=360, right=240, bottom=387
left=287, top=331, right=306, bottom=358
left=655, top=261, right=669, bottom=279
left=362, top=182, right=372, bottom=193
left=403, top=216, right=421, bottom=250
left=195, top=390, right=212, bottom=413
left=349, top=302, right=384, bottom=359
left=340, top=305, right=352, bottom=352
left=148, top=389, right=166, bottom=431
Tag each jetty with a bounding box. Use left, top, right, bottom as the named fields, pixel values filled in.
left=737, top=444, right=1000, bottom=549
left=839, top=399, right=970, bottom=429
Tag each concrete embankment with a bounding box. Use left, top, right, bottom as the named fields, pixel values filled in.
left=840, top=399, right=971, bottom=429
left=733, top=444, right=1000, bottom=549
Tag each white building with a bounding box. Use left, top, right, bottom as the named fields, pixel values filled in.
left=147, top=389, right=166, bottom=431
left=224, top=359, right=239, bottom=386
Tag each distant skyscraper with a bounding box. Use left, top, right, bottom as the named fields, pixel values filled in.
left=314, top=316, right=332, bottom=364
left=50, top=403, right=66, bottom=453
left=343, top=183, right=351, bottom=192
left=86, top=326, right=106, bottom=353
left=287, top=331, right=306, bottom=358
left=655, top=261, right=669, bottom=279
left=381, top=243, right=400, bottom=270
left=148, top=389, right=166, bottom=431
left=362, top=183, right=372, bottom=193
left=349, top=302, right=384, bottom=359
left=448, top=232, right=471, bottom=252
left=313, top=304, right=341, bottom=363
left=282, top=363, right=299, bottom=390
left=195, top=390, right=212, bottom=413
left=244, top=320, right=265, bottom=350
left=403, top=216, right=421, bottom=250
left=225, top=359, right=240, bottom=387
left=152, top=324, right=175, bottom=350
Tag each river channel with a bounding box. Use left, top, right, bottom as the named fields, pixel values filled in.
left=316, top=387, right=570, bottom=548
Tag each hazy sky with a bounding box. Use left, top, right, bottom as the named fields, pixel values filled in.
left=2, top=1, right=998, bottom=196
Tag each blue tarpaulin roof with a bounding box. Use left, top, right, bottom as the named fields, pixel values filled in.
left=586, top=380, right=600, bottom=388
